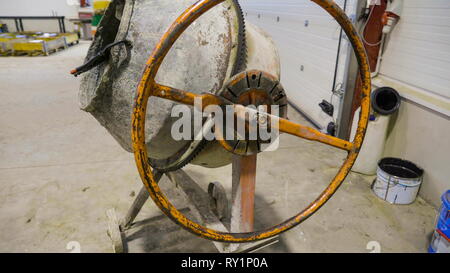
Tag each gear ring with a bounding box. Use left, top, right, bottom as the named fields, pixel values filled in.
left=216, top=70, right=287, bottom=156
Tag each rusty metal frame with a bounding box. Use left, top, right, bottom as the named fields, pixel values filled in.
left=132, top=0, right=371, bottom=242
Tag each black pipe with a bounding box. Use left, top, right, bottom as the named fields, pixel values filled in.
left=331, top=0, right=348, bottom=93
left=14, top=19, right=19, bottom=32
left=371, top=87, right=401, bottom=115
left=61, top=18, right=66, bottom=33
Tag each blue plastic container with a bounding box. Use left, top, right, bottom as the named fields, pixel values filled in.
left=438, top=190, right=450, bottom=228
left=429, top=190, right=450, bottom=253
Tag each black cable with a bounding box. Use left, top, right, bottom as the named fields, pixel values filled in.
left=331, top=0, right=348, bottom=95
left=70, top=39, right=131, bottom=77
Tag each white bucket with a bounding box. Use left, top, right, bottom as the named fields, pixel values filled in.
left=372, top=158, right=424, bottom=205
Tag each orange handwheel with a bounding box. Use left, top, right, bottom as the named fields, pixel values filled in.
left=132, top=0, right=371, bottom=243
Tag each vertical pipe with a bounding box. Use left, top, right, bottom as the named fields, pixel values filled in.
left=62, top=17, right=66, bottom=33
left=19, top=19, right=24, bottom=32
left=14, top=19, right=19, bottom=32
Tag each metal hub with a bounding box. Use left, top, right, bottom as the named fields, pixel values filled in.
left=218, top=70, right=288, bottom=156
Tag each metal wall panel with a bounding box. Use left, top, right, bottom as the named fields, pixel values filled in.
left=379, top=0, right=450, bottom=101
left=240, top=0, right=357, bottom=129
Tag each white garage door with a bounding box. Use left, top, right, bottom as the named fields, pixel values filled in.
left=240, top=0, right=359, bottom=130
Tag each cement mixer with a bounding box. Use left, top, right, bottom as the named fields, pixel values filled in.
left=73, top=0, right=371, bottom=248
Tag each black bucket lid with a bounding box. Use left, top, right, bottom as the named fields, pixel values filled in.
left=378, top=157, right=424, bottom=179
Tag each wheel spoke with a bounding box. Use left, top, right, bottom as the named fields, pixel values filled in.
left=231, top=105, right=353, bottom=151
left=153, top=83, right=223, bottom=110
left=278, top=118, right=353, bottom=151
left=153, top=83, right=200, bottom=106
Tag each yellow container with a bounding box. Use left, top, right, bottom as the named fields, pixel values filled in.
left=13, top=40, right=45, bottom=52
left=60, top=33, right=79, bottom=44
left=0, top=34, right=28, bottom=53
left=13, top=36, right=66, bottom=56
left=93, top=0, right=110, bottom=11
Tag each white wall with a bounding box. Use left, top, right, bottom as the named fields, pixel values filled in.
left=379, top=0, right=450, bottom=101
left=382, top=97, right=450, bottom=208
left=0, top=0, right=80, bottom=32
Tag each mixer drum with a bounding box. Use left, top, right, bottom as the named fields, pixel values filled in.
left=79, top=0, right=280, bottom=169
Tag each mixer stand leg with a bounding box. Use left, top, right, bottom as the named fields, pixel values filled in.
left=106, top=171, right=163, bottom=253
left=226, top=154, right=279, bottom=253
left=106, top=162, right=278, bottom=253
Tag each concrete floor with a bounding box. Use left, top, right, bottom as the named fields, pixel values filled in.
left=0, top=42, right=438, bottom=253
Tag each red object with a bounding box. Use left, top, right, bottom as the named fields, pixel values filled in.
left=437, top=229, right=450, bottom=242
left=78, top=12, right=93, bottom=20
left=382, top=11, right=400, bottom=25
left=346, top=1, right=388, bottom=139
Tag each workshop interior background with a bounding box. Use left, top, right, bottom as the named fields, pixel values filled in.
left=0, top=0, right=449, bottom=253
